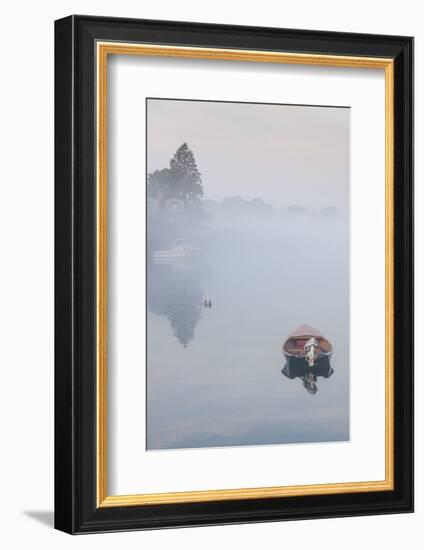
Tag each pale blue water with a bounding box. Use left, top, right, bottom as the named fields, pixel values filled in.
left=146, top=216, right=349, bottom=450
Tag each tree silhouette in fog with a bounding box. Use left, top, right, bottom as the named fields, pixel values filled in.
left=148, top=143, right=203, bottom=207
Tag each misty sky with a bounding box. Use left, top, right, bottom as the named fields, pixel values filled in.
left=147, top=99, right=350, bottom=212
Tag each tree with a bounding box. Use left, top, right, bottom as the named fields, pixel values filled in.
left=147, top=143, right=203, bottom=207
left=147, top=168, right=172, bottom=202
left=169, top=143, right=203, bottom=204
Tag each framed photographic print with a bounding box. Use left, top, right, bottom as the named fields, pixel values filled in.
left=54, top=15, right=413, bottom=533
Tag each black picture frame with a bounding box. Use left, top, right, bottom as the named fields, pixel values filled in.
left=55, top=14, right=413, bottom=534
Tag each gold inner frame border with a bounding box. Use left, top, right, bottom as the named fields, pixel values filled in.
left=96, top=41, right=394, bottom=508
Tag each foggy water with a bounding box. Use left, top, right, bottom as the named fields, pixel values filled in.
left=146, top=213, right=349, bottom=450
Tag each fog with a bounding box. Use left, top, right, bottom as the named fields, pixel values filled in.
left=147, top=209, right=349, bottom=450
left=147, top=98, right=350, bottom=213
left=146, top=99, right=349, bottom=450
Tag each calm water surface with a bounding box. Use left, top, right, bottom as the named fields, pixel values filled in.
left=147, top=217, right=349, bottom=450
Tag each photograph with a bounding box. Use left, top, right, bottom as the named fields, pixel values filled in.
left=51, top=14, right=413, bottom=534
left=146, top=98, right=350, bottom=450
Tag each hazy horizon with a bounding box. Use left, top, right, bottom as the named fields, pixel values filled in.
left=147, top=98, right=350, bottom=213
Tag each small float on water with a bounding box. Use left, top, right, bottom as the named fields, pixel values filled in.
left=282, top=324, right=332, bottom=368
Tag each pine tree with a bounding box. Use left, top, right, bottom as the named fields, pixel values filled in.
left=148, top=143, right=203, bottom=207
left=169, top=143, right=203, bottom=205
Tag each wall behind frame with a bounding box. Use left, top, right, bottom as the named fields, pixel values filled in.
left=0, top=0, right=419, bottom=548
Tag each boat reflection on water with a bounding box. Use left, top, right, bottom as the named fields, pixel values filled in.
left=282, top=356, right=334, bottom=395
left=282, top=325, right=334, bottom=394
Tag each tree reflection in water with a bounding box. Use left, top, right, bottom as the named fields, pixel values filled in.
left=148, top=259, right=210, bottom=347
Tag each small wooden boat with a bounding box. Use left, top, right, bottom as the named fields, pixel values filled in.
left=282, top=324, right=332, bottom=367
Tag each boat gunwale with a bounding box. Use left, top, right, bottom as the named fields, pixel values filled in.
left=282, top=326, right=333, bottom=356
